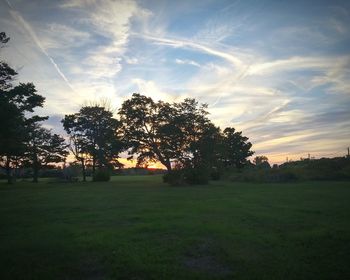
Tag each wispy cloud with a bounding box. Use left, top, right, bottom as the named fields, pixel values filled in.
left=175, top=58, right=200, bottom=67
left=138, top=33, right=244, bottom=68
left=6, top=0, right=75, bottom=92
left=1, top=0, right=349, bottom=163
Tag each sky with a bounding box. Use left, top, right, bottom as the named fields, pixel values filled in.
left=1, top=0, right=350, bottom=165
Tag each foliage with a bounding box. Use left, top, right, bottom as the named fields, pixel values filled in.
left=228, top=168, right=297, bottom=183
left=210, top=168, right=221, bottom=180
left=163, top=166, right=210, bottom=185
left=163, top=169, right=185, bottom=186
left=280, top=157, right=350, bottom=181
left=92, top=169, right=111, bottom=182
left=184, top=166, right=210, bottom=185
left=62, top=105, right=124, bottom=179
left=23, top=124, right=68, bottom=182
left=39, top=168, right=64, bottom=178
left=119, top=94, right=254, bottom=174
left=0, top=32, right=17, bottom=90
left=220, top=127, right=254, bottom=168
left=227, top=157, right=350, bottom=182
left=0, top=33, right=47, bottom=183
left=118, top=93, right=176, bottom=171
left=253, top=155, right=269, bottom=166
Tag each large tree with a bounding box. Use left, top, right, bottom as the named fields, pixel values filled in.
left=171, top=98, right=214, bottom=168
left=119, top=94, right=221, bottom=171
left=118, top=94, right=173, bottom=170
left=0, top=83, right=47, bottom=183
left=23, top=125, right=68, bottom=182
left=0, top=32, right=47, bottom=183
left=62, top=105, right=124, bottom=177
left=119, top=94, right=255, bottom=175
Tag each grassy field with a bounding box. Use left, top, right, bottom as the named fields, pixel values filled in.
left=0, top=176, right=349, bottom=280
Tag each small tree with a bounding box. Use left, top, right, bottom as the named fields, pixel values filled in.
left=220, top=127, right=254, bottom=169
left=68, top=134, right=90, bottom=182
left=24, top=125, right=68, bottom=182
left=253, top=155, right=270, bottom=168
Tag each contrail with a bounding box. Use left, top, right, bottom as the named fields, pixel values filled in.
left=5, top=0, right=13, bottom=9
left=5, top=0, right=75, bottom=92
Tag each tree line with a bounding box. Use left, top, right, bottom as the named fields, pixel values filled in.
left=0, top=32, right=254, bottom=185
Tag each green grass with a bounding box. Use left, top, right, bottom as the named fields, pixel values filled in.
left=0, top=176, right=349, bottom=279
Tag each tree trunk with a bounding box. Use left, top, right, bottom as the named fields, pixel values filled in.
left=153, top=147, right=171, bottom=171
left=81, top=159, right=86, bottom=182
left=92, top=155, right=96, bottom=174
left=5, top=156, right=12, bottom=184
left=32, top=153, right=39, bottom=183
left=165, top=161, right=172, bottom=171
left=159, top=158, right=172, bottom=171
left=33, top=166, right=39, bottom=183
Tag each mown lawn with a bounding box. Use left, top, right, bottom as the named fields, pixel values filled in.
left=0, top=176, right=349, bottom=279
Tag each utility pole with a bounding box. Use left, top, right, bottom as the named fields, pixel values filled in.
left=308, top=153, right=310, bottom=160
left=347, top=147, right=349, bottom=158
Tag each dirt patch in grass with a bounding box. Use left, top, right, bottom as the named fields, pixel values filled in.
left=77, top=256, right=106, bottom=280
left=183, top=239, right=232, bottom=276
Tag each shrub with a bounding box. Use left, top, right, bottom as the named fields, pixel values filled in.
left=184, top=167, right=209, bottom=185
left=228, top=168, right=297, bottom=183
left=210, top=168, right=221, bottom=180
left=163, top=169, right=185, bottom=186
left=93, top=169, right=111, bottom=182
left=39, top=169, right=64, bottom=178
left=163, top=167, right=210, bottom=185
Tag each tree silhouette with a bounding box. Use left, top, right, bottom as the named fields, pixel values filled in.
left=0, top=32, right=47, bottom=183
left=253, top=155, right=270, bottom=169
left=0, top=83, right=47, bottom=183
left=0, top=32, right=17, bottom=90
left=119, top=94, right=254, bottom=176
left=23, top=124, right=68, bottom=182
left=118, top=93, right=175, bottom=170
left=220, top=127, right=254, bottom=169
left=62, top=105, right=124, bottom=177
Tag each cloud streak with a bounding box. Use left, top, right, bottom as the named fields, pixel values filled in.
left=1, top=0, right=349, bottom=164
left=6, top=0, right=75, bottom=92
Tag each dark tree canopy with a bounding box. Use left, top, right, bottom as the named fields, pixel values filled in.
left=0, top=32, right=17, bottom=90
left=1, top=31, right=254, bottom=184
left=23, top=124, right=68, bottom=182
left=220, top=127, right=254, bottom=169
left=0, top=32, right=47, bottom=183
left=119, top=93, right=254, bottom=173
left=118, top=94, right=213, bottom=170
left=253, top=155, right=269, bottom=165
left=62, top=105, right=124, bottom=177
left=118, top=93, right=177, bottom=170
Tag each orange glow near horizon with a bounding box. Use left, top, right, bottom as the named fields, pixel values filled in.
left=65, top=152, right=339, bottom=169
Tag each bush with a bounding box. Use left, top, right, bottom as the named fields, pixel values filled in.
left=210, top=168, right=221, bottom=180
left=184, top=167, right=209, bottom=185
left=163, top=169, right=185, bottom=186
left=163, top=167, right=210, bottom=185
left=93, top=169, right=111, bottom=182
left=228, top=168, right=297, bottom=183
left=39, top=169, right=64, bottom=178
